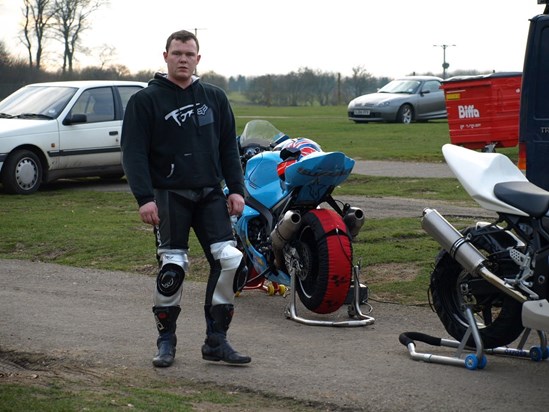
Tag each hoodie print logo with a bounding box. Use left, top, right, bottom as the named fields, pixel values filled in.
left=165, top=103, right=209, bottom=126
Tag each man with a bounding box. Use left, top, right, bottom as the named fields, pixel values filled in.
left=121, top=30, right=250, bottom=367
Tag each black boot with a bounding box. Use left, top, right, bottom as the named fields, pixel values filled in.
left=152, top=306, right=181, bottom=367
left=201, top=304, right=251, bottom=364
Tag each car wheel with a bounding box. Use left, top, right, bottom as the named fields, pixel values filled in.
left=2, top=150, right=43, bottom=194
left=396, top=104, right=413, bottom=124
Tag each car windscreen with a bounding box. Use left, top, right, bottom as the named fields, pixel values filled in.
left=378, top=80, right=420, bottom=94
left=0, top=85, right=78, bottom=119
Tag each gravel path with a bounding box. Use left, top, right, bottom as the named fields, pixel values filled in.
left=1, top=259, right=546, bottom=412
left=352, top=160, right=455, bottom=178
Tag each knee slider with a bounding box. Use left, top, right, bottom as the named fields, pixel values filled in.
left=157, top=264, right=185, bottom=297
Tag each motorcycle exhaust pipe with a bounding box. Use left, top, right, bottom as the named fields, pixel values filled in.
left=271, top=210, right=302, bottom=268
left=422, top=208, right=526, bottom=303
left=343, top=207, right=365, bottom=240
left=422, top=208, right=485, bottom=273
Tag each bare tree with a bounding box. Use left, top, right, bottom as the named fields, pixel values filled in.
left=0, top=40, right=13, bottom=67
left=53, top=0, right=107, bottom=74
left=200, top=71, right=228, bottom=91
left=20, top=0, right=56, bottom=69
left=97, top=43, right=116, bottom=69
left=348, top=65, right=373, bottom=97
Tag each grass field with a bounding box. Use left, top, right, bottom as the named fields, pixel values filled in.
left=233, top=105, right=518, bottom=162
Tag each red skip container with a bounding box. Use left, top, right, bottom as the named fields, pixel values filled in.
left=441, top=72, right=522, bottom=150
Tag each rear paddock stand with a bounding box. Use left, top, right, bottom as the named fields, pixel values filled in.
left=399, top=307, right=549, bottom=370
left=284, top=263, right=375, bottom=327
left=485, top=328, right=549, bottom=362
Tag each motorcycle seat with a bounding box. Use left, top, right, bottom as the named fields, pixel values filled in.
left=494, top=181, right=549, bottom=217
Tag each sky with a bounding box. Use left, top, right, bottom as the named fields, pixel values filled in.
left=0, top=0, right=546, bottom=79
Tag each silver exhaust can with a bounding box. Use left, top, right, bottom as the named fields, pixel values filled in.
left=421, top=208, right=486, bottom=274
left=422, top=208, right=527, bottom=303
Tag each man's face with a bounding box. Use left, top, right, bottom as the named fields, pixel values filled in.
left=164, top=39, right=201, bottom=84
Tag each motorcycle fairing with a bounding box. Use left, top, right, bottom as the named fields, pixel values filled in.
left=442, top=144, right=530, bottom=216
left=284, top=151, right=355, bottom=206
left=243, top=233, right=291, bottom=286
left=522, top=299, right=549, bottom=332
left=244, top=151, right=286, bottom=209
left=234, top=202, right=291, bottom=286
left=244, top=149, right=355, bottom=209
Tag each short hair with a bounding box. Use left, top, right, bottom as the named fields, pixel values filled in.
left=165, top=30, right=199, bottom=52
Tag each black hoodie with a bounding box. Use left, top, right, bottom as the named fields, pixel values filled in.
left=121, top=73, right=244, bottom=207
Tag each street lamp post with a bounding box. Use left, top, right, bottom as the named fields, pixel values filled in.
left=434, top=44, right=456, bottom=79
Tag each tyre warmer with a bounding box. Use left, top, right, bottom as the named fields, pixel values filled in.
left=306, top=209, right=353, bottom=314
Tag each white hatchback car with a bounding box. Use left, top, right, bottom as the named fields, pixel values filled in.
left=0, top=80, right=147, bottom=194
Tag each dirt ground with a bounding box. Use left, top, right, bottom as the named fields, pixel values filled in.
left=1, top=256, right=548, bottom=412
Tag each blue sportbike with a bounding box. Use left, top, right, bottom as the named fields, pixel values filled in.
left=230, top=120, right=373, bottom=326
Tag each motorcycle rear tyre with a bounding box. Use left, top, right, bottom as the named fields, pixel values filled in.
left=430, top=237, right=524, bottom=349
left=294, top=209, right=353, bottom=314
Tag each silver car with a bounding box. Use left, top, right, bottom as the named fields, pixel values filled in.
left=347, top=76, right=447, bottom=124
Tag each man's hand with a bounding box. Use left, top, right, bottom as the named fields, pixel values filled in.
left=227, top=193, right=245, bottom=216
left=139, top=201, right=160, bottom=225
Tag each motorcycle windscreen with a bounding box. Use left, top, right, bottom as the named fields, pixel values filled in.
left=284, top=151, right=355, bottom=206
